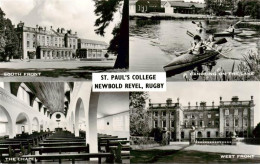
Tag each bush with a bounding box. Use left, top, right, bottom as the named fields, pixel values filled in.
left=149, top=127, right=163, bottom=143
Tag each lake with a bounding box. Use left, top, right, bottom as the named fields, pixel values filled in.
left=129, top=19, right=260, bottom=81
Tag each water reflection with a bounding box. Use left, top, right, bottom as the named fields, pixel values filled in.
left=130, top=19, right=260, bottom=81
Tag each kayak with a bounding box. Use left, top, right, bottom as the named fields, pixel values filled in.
left=214, top=31, right=242, bottom=37
left=163, top=50, right=220, bottom=72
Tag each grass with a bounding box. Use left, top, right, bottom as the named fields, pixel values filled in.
left=131, top=149, right=260, bottom=163
left=0, top=66, right=116, bottom=80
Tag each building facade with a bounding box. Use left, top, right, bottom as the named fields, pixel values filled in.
left=148, top=96, right=255, bottom=141
left=162, top=1, right=205, bottom=14
left=77, top=39, right=108, bottom=60
left=15, top=22, right=108, bottom=60
left=136, top=0, right=164, bottom=13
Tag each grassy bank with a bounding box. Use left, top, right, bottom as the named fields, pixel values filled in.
left=131, top=149, right=260, bottom=163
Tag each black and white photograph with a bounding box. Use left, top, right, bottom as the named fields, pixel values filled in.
left=130, top=82, right=260, bottom=163
left=0, top=82, right=130, bottom=163
left=129, top=0, right=260, bottom=81
left=0, top=0, right=129, bottom=81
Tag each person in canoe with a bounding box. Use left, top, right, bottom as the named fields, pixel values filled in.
left=227, top=24, right=235, bottom=33
left=205, top=34, right=216, bottom=49
left=189, top=35, right=205, bottom=55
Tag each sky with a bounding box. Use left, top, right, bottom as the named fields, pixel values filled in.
left=148, top=82, right=260, bottom=126
left=0, top=0, right=122, bottom=43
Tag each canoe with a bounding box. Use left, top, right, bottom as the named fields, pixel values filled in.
left=214, top=31, right=242, bottom=37
left=163, top=50, right=219, bottom=72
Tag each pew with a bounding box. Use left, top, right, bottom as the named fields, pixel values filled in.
left=39, top=142, right=86, bottom=147
left=22, top=153, right=115, bottom=163
left=30, top=145, right=89, bottom=155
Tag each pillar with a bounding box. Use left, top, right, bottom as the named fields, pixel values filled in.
left=40, top=50, right=44, bottom=59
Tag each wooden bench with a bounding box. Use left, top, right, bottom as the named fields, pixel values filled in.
left=39, top=142, right=86, bottom=147
left=30, top=145, right=89, bottom=155
left=22, top=153, right=114, bottom=163
left=43, top=139, right=85, bottom=143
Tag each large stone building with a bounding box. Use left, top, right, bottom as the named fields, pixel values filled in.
left=148, top=96, right=255, bottom=141
left=77, top=39, right=108, bottom=60
left=15, top=22, right=108, bottom=60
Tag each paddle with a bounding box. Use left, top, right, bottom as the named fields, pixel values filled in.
left=191, top=21, right=207, bottom=31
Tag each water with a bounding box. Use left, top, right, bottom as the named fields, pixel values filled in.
left=129, top=19, right=260, bottom=81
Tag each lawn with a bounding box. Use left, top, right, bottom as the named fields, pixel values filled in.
left=131, top=149, right=260, bottom=163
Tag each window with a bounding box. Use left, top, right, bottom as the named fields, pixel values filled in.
left=199, top=120, right=203, bottom=127
left=199, top=113, right=203, bottom=118
left=208, top=121, right=211, bottom=126
left=212, top=120, right=214, bottom=126
left=184, top=115, right=188, bottom=119
left=216, top=131, right=219, bottom=137
left=162, top=121, right=166, bottom=128
left=171, top=112, right=174, bottom=116
left=215, top=120, right=219, bottom=127
left=27, top=33, right=30, bottom=39
left=27, top=41, right=30, bottom=48
left=207, top=131, right=210, bottom=138
left=191, top=114, right=195, bottom=119
left=154, top=112, right=158, bottom=116
left=225, top=109, right=229, bottom=116
left=234, top=109, right=238, bottom=115
left=154, top=121, right=158, bottom=128
left=215, top=113, right=219, bottom=117
left=192, top=121, right=195, bottom=126
left=171, top=121, right=174, bottom=127
left=162, top=111, right=166, bottom=116
left=181, top=132, right=184, bottom=139
left=225, top=119, right=229, bottom=127
left=243, top=109, right=248, bottom=115
left=208, top=114, right=211, bottom=118
left=244, top=120, right=247, bottom=126
left=197, top=131, right=202, bottom=138
left=235, top=118, right=239, bottom=126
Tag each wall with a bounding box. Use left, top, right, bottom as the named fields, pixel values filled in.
left=97, top=111, right=130, bottom=140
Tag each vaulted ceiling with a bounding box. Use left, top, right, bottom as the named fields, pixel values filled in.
left=25, top=82, right=65, bottom=113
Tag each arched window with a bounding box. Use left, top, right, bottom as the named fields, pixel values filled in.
left=197, top=131, right=202, bottom=138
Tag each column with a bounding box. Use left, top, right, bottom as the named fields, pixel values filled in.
left=40, top=50, right=44, bottom=59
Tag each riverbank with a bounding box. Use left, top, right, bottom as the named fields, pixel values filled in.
left=130, top=13, right=243, bottom=20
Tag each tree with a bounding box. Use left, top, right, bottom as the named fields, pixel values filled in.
left=130, top=92, right=151, bottom=136
left=94, top=0, right=129, bottom=69
left=253, top=122, right=260, bottom=138
left=0, top=7, right=20, bottom=61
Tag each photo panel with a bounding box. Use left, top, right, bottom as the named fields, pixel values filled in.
left=0, top=0, right=129, bottom=81
left=129, top=0, right=260, bottom=81
left=130, top=82, right=260, bottom=163
left=0, top=82, right=130, bottom=163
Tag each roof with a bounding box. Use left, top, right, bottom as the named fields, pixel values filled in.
left=161, top=1, right=168, bottom=6
left=168, top=1, right=205, bottom=8
left=78, top=39, right=108, bottom=46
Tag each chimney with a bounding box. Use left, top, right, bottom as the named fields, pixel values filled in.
left=75, top=31, right=77, bottom=35
left=251, top=96, right=253, bottom=100
left=61, top=28, right=65, bottom=33
left=231, top=96, right=239, bottom=102
left=200, top=102, right=206, bottom=107
left=44, top=27, right=46, bottom=31
left=57, top=28, right=60, bottom=33
left=220, top=96, right=222, bottom=101
left=50, top=26, right=53, bottom=29
left=212, top=101, right=214, bottom=107
left=166, top=98, right=172, bottom=106
left=177, top=97, right=179, bottom=103
left=36, top=24, right=38, bottom=29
